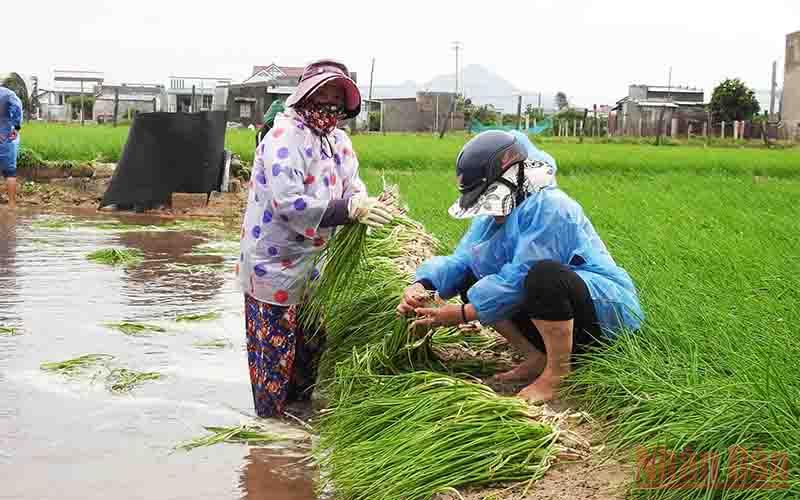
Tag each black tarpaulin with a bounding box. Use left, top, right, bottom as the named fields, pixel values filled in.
left=100, top=111, right=227, bottom=209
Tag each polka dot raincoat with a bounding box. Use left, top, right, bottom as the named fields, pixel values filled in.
left=238, top=109, right=366, bottom=305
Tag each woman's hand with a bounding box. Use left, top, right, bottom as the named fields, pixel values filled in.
left=410, top=304, right=464, bottom=333
left=396, top=283, right=432, bottom=316
left=348, top=195, right=392, bottom=228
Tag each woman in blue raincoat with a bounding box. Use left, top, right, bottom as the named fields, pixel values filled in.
left=397, top=130, right=643, bottom=402
left=0, top=86, right=23, bottom=209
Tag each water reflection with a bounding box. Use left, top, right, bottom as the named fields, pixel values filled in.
left=239, top=448, right=317, bottom=500
left=0, top=209, right=19, bottom=327
left=2, top=211, right=318, bottom=500
left=116, top=230, right=229, bottom=309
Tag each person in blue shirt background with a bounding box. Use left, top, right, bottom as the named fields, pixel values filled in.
left=0, top=86, right=23, bottom=209
left=397, top=130, right=643, bottom=402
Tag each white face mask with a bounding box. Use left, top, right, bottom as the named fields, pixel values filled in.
left=448, top=160, right=558, bottom=220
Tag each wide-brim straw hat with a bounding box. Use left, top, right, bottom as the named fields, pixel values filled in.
left=286, top=59, right=361, bottom=119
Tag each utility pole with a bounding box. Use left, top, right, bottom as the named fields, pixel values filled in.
left=516, top=94, right=523, bottom=130
left=453, top=41, right=462, bottom=95
left=441, top=42, right=463, bottom=138
left=80, top=80, right=85, bottom=126
left=770, top=60, right=778, bottom=115
left=538, top=92, right=542, bottom=118
left=368, top=58, right=375, bottom=101
left=31, top=76, right=40, bottom=119
left=667, top=66, right=672, bottom=100
left=113, top=88, right=119, bottom=127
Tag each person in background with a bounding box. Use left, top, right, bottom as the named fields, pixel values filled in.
left=397, top=130, right=643, bottom=402
left=0, top=85, right=23, bottom=209
left=256, top=99, right=285, bottom=147
left=238, top=59, right=392, bottom=418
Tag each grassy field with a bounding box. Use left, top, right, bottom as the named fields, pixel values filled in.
left=18, top=122, right=800, bottom=497
left=18, top=122, right=800, bottom=179
left=361, top=168, right=800, bottom=498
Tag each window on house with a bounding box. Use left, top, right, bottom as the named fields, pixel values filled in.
left=171, top=79, right=185, bottom=89
left=202, top=95, right=213, bottom=109
left=240, top=102, right=252, bottom=118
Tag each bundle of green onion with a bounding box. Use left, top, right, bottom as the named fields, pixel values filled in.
left=177, top=424, right=289, bottom=451
left=303, top=188, right=559, bottom=499
left=316, top=370, right=557, bottom=500
left=86, top=248, right=143, bottom=266
left=106, top=368, right=161, bottom=393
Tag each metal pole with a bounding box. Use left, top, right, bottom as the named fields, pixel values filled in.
left=113, top=88, right=119, bottom=127
left=667, top=66, right=672, bottom=100
left=449, top=41, right=462, bottom=133
left=516, top=94, right=522, bottom=130
left=80, top=80, right=85, bottom=126
left=455, top=44, right=460, bottom=96
left=368, top=58, right=375, bottom=101
left=770, top=61, right=777, bottom=115
left=191, top=85, right=196, bottom=112
left=435, top=94, right=439, bottom=131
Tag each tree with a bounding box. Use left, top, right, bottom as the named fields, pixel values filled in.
left=525, top=103, right=545, bottom=122
left=1, top=73, right=31, bottom=118
left=554, top=91, right=569, bottom=111
left=66, top=96, right=96, bottom=120
left=474, top=104, right=497, bottom=125
left=709, top=78, right=760, bottom=123
left=459, top=95, right=475, bottom=124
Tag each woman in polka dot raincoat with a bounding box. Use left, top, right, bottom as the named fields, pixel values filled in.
left=238, top=59, right=392, bottom=418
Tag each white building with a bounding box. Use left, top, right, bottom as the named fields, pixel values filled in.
left=166, top=76, right=232, bottom=112
left=93, top=82, right=167, bottom=123
left=38, top=69, right=105, bottom=121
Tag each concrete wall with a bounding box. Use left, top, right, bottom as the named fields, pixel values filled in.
left=783, top=31, right=800, bottom=134
left=381, top=98, right=420, bottom=132
left=93, top=99, right=158, bottom=122
left=380, top=94, right=464, bottom=132
left=417, top=92, right=464, bottom=132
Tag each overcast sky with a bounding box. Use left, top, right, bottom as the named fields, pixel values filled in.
left=6, top=0, right=799, bottom=107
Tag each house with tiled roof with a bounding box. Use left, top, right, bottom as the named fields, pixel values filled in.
left=223, top=64, right=305, bottom=125
left=225, top=63, right=357, bottom=126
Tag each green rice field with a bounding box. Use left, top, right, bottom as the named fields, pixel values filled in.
left=18, top=122, right=800, bottom=179
left=17, top=121, right=800, bottom=498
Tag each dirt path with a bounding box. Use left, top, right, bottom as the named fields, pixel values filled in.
left=0, top=177, right=247, bottom=219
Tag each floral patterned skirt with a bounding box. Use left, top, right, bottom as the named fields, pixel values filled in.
left=244, top=293, right=325, bottom=418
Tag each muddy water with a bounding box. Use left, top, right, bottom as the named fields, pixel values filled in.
left=0, top=210, right=317, bottom=500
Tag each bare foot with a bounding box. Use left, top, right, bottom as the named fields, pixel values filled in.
left=492, top=365, right=537, bottom=383
left=517, top=371, right=564, bottom=402
left=491, top=355, right=545, bottom=383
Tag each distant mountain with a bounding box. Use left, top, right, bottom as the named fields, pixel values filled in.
left=359, top=64, right=556, bottom=113
left=358, top=80, right=419, bottom=100
left=424, top=64, right=555, bottom=114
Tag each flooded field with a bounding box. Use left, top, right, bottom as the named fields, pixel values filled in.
left=0, top=209, right=316, bottom=500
